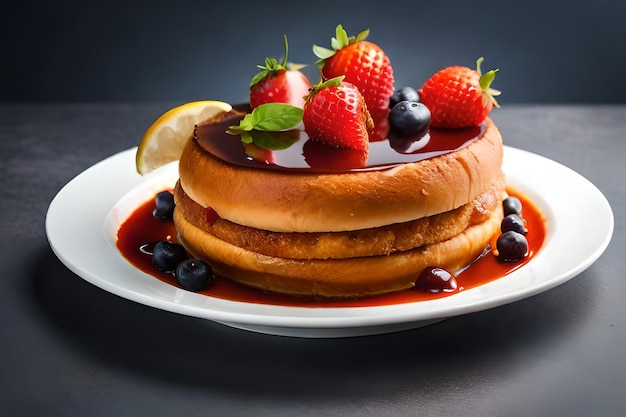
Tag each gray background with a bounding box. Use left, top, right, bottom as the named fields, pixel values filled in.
left=2, top=0, right=625, bottom=104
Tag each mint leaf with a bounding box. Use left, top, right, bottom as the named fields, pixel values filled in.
left=226, top=103, right=303, bottom=152
left=251, top=103, right=303, bottom=131
left=239, top=131, right=253, bottom=144
left=227, top=103, right=303, bottom=135
left=239, top=113, right=255, bottom=131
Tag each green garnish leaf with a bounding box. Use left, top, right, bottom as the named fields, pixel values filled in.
left=251, top=103, right=303, bottom=131
left=226, top=103, right=303, bottom=150
left=227, top=103, right=303, bottom=134
left=238, top=113, right=255, bottom=131
left=239, top=131, right=253, bottom=144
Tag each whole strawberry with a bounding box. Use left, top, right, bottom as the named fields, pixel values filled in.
left=421, top=57, right=501, bottom=129
left=250, top=36, right=311, bottom=109
left=303, top=76, right=373, bottom=152
left=313, top=25, right=394, bottom=114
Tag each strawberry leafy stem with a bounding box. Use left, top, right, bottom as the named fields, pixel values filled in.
left=304, top=76, right=345, bottom=102
left=476, top=57, right=501, bottom=108
left=313, top=24, right=370, bottom=67
left=250, top=35, right=305, bottom=88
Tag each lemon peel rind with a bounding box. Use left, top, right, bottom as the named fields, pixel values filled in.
left=136, top=100, right=232, bottom=175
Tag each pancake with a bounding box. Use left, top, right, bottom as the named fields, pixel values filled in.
left=172, top=111, right=505, bottom=298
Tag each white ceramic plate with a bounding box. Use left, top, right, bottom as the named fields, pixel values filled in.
left=46, top=147, right=614, bottom=338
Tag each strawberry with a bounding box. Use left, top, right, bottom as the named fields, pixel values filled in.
left=313, top=25, right=394, bottom=114
left=249, top=36, right=311, bottom=109
left=303, top=76, right=373, bottom=151
left=420, top=57, right=501, bottom=128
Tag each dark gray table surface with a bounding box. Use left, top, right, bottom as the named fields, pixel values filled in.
left=1, top=103, right=623, bottom=416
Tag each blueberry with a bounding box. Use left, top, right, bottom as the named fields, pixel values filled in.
left=152, top=241, right=187, bottom=272
left=501, top=214, right=527, bottom=234
left=389, top=86, right=420, bottom=108
left=502, top=196, right=522, bottom=217
left=389, top=101, right=431, bottom=137
left=153, top=191, right=175, bottom=220
left=415, top=266, right=458, bottom=293
left=176, top=259, right=213, bottom=292
left=496, top=231, right=528, bottom=262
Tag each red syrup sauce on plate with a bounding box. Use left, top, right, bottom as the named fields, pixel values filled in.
left=116, top=189, right=546, bottom=307
left=116, top=107, right=547, bottom=307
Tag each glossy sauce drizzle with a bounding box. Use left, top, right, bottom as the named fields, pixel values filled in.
left=195, top=107, right=485, bottom=172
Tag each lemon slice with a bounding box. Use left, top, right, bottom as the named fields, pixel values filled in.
left=136, top=100, right=232, bottom=175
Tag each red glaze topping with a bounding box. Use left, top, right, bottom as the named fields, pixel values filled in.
left=195, top=105, right=485, bottom=172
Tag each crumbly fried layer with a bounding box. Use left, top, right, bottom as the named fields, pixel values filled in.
left=173, top=201, right=504, bottom=298
left=173, top=173, right=505, bottom=260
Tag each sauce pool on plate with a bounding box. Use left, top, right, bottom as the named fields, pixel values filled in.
left=116, top=189, right=546, bottom=308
